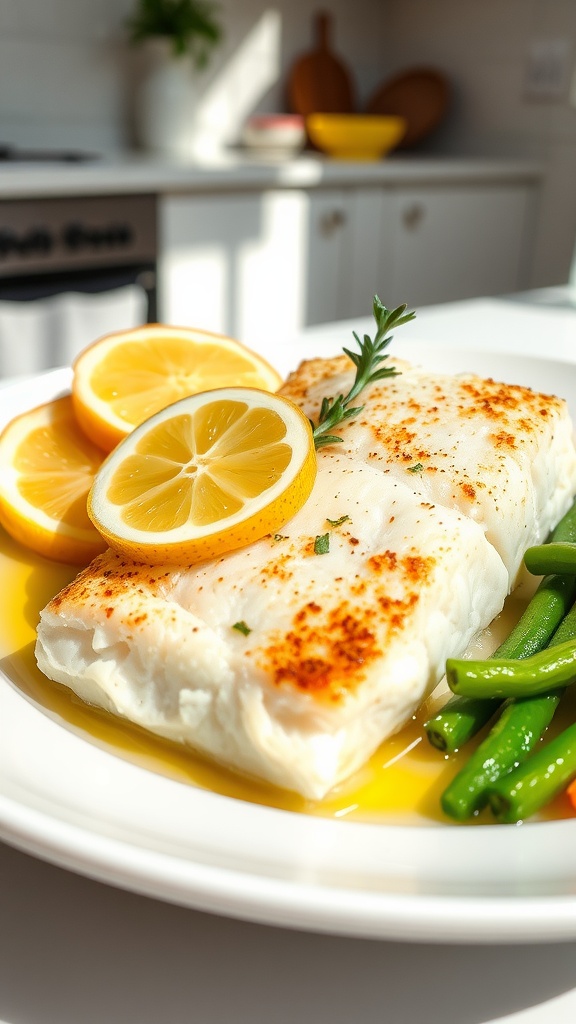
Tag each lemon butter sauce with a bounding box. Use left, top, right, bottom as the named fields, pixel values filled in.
left=0, top=529, right=572, bottom=826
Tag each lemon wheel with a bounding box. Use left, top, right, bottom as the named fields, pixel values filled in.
left=88, top=387, right=317, bottom=565
left=72, top=324, right=283, bottom=453
left=0, top=396, right=107, bottom=564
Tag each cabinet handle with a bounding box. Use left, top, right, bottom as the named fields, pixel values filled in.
left=402, top=202, right=425, bottom=230
left=318, top=209, right=347, bottom=237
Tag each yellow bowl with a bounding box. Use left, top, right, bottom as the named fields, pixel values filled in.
left=306, top=114, right=406, bottom=160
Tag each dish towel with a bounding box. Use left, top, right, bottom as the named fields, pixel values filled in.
left=0, top=284, right=148, bottom=379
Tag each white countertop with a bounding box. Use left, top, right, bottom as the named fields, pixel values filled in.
left=1, top=838, right=576, bottom=1024
left=1, top=290, right=576, bottom=1024
left=0, top=151, right=544, bottom=199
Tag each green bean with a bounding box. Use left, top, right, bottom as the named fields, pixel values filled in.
left=424, top=573, right=576, bottom=752
left=547, top=498, right=576, bottom=543
left=446, top=637, right=576, bottom=699
left=424, top=694, right=498, bottom=753
left=483, top=598, right=576, bottom=824
left=425, top=498, right=576, bottom=753
left=440, top=599, right=576, bottom=821
left=441, top=693, right=562, bottom=821
left=542, top=597, right=576, bottom=647
left=487, top=721, right=576, bottom=823
left=490, top=575, right=576, bottom=660
left=525, top=542, right=576, bottom=577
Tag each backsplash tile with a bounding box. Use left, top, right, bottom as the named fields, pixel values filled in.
left=0, top=0, right=390, bottom=153
left=1, top=0, right=576, bottom=288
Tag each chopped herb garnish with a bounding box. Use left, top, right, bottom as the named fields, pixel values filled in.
left=310, top=296, right=415, bottom=449
left=273, top=533, right=288, bottom=542
left=407, top=463, right=424, bottom=473
left=314, top=533, right=330, bottom=555
left=326, top=515, right=351, bottom=528
left=232, top=620, right=251, bottom=636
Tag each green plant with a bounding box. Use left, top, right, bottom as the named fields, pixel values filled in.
left=127, top=0, right=223, bottom=67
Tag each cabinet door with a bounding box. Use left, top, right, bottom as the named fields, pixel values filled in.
left=339, top=188, right=393, bottom=320
left=159, top=191, right=308, bottom=347
left=385, top=185, right=535, bottom=308
left=306, top=188, right=386, bottom=325
left=305, top=190, right=347, bottom=326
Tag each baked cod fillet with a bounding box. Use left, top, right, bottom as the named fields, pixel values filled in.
left=281, top=356, right=576, bottom=584
left=36, top=454, right=507, bottom=798
left=35, top=359, right=576, bottom=799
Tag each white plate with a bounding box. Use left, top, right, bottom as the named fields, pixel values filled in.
left=2, top=344, right=576, bottom=945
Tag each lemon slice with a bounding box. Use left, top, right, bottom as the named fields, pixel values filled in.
left=0, top=396, right=107, bottom=564
left=88, top=387, right=317, bottom=565
left=72, top=324, right=283, bottom=452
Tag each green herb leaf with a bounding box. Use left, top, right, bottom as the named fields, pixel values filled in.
left=232, top=620, right=251, bottom=636
left=407, top=463, right=424, bottom=473
left=313, top=432, right=345, bottom=449
left=314, top=533, right=330, bottom=555
left=310, top=297, right=415, bottom=449
left=326, top=515, right=351, bottom=528
left=126, top=0, right=223, bottom=66
left=272, top=533, right=288, bottom=542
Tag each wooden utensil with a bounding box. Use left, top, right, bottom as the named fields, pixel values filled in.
left=287, top=11, right=356, bottom=116
left=366, top=67, right=450, bottom=149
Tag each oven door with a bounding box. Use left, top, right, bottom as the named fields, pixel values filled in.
left=0, top=194, right=157, bottom=378
left=0, top=263, right=156, bottom=314
left=0, top=266, right=155, bottom=378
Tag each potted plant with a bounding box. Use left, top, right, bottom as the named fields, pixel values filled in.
left=127, top=0, right=222, bottom=66
left=128, top=0, right=224, bottom=156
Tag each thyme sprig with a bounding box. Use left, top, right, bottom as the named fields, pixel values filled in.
left=311, top=297, right=416, bottom=449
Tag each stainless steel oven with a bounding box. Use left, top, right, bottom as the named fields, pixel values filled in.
left=0, top=193, right=157, bottom=376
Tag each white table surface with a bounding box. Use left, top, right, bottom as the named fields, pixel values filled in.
left=1, top=838, right=576, bottom=1024
left=3, top=289, right=576, bottom=1024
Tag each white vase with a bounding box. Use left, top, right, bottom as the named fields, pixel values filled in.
left=136, top=39, right=199, bottom=158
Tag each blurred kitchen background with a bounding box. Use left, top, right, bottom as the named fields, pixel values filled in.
left=1, top=0, right=576, bottom=375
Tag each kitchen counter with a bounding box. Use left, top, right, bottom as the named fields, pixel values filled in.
left=0, top=151, right=544, bottom=198
left=0, top=154, right=546, bottom=350
left=1, top=291, right=576, bottom=1024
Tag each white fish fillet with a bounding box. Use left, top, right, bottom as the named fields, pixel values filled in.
left=280, top=356, right=576, bottom=585
left=35, top=357, right=576, bottom=799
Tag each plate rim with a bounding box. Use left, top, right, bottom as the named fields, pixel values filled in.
left=2, top=349, right=576, bottom=943
left=3, top=788, right=576, bottom=944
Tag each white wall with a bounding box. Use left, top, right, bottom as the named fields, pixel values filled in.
left=383, top=0, right=576, bottom=286
left=2, top=0, right=576, bottom=287
left=0, top=0, right=136, bottom=152
left=0, top=1, right=390, bottom=153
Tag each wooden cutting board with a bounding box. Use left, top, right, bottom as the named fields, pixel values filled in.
left=287, top=11, right=355, bottom=115
left=365, top=68, right=450, bottom=149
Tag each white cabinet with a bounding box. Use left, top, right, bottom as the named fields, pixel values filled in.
left=159, top=177, right=537, bottom=345
left=305, top=188, right=383, bottom=325
left=159, top=188, right=383, bottom=344
left=304, top=182, right=536, bottom=322
left=380, top=183, right=535, bottom=308
left=159, top=190, right=307, bottom=345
